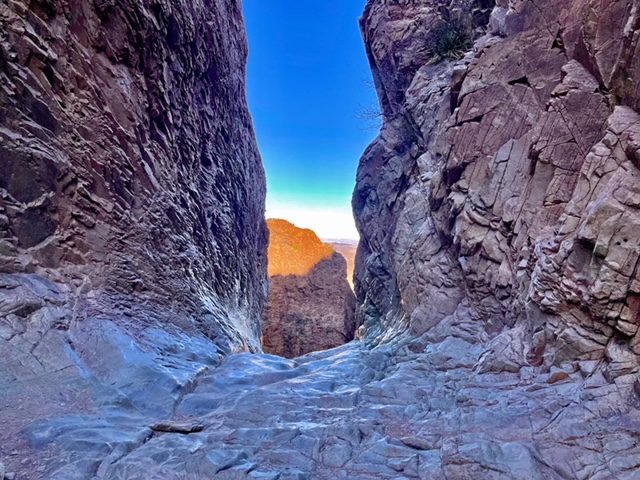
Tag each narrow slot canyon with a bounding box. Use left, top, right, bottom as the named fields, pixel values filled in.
left=1, top=0, right=640, bottom=479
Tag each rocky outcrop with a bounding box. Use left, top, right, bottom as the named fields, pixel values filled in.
left=266, top=219, right=334, bottom=277
left=0, top=0, right=266, bottom=477
left=350, top=0, right=640, bottom=475
left=354, top=0, right=497, bottom=342
left=0, top=0, right=267, bottom=347
left=355, top=0, right=640, bottom=360
left=263, top=219, right=356, bottom=357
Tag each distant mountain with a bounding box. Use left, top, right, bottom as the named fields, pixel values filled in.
left=263, top=219, right=356, bottom=357
left=266, top=218, right=334, bottom=277
left=329, top=241, right=357, bottom=288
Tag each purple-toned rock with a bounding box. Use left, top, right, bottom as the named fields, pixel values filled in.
left=0, top=0, right=267, bottom=347
left=355, top=0, right=640, bottom=360
left=348, top=1, right=640, bottom=476
left=0, top=0, right=266, bottom=476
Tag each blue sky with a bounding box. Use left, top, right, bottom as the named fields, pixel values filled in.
left=243, top=0, right=378, bottom=241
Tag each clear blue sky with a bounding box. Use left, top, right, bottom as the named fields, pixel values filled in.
left=243, top=0, right=378, bottom=241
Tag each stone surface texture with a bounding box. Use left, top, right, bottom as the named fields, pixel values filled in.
left=2, top=0, right=640, bottom=479
left=0, top=0, right=267, bottom=477
left=263, top=219, right=356, bottom=357
left=0, top=0, right=267, bottom=347
left=355, top=0, right=640, bottom=359
left=350, top=0, right=640, bottom=475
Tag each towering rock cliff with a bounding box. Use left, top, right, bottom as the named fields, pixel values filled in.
left=263, top=219, right=356, bottom=357
left=0, top=0, right=266, bottom=476
left=355, top=0, right=640, bottom=372
left=0, top=0, right=267, bottom=349
left=3, top=0, right=640, bottom=478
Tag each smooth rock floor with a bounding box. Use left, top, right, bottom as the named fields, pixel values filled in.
left=11, top=332, right=640, bottom=479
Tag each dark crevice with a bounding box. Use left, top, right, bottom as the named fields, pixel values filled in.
left=453, top=113, right=485, bottom=127
left=450, top=70, right=468, bottom=113
left=445, top=163, right=467, bottom=186
left=551, top=29, right=566, bottom=52
left=528, top=145, right=540, bottom=176
left=150, top=421, right=205, bottom=434
left=508, top=76, right=532, bottom=88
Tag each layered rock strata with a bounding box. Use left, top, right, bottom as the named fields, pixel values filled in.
left=355, top=0, right=640, bottom=366
left=0, top=0, right=266, bottom=477
left=263, top=219, right=356, bottom=357
left=350, top=0, right=640, bottom=474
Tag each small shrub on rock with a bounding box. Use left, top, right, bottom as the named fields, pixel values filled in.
left=428, top=16, right=473, bottom=61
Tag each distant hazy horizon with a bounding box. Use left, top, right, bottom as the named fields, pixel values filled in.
left=266, top=201, right=360, bottom=242
left=243, top=0, right=376, bottom=242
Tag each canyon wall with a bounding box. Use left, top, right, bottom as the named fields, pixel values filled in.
left=355, top=0, right=640, bottom=374
left=263, top=219, right=356, bottom=357
left=0, top=0, right=266, bottom=476
left=1, top=0, right=640, bottom=477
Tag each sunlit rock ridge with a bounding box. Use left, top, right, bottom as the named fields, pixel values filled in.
left=266, top=219, right=334, bottom=277
left=263, top=219, right=356, bottom=357
left=1, top=0, right=640, bottom=478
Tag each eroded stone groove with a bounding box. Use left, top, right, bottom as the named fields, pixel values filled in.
left=1, top=0, right=640, bottom=479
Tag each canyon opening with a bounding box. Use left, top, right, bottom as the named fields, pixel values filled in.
left=1, top=1, right=640, bottom=479
left=243, top=0, right=372, bottom=358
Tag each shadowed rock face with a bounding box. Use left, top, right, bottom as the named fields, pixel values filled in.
left=0, top=0, right=266, bottom=476
left=0, top=0, right=267, bottom=345
left=263, top=219, right=356, bottom=357
left=355, top=0, right=640, bottom=359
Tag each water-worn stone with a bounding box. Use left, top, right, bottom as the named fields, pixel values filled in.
left=3, top=0, right=640, bottom=478
left=0, top=0, right=266, bottom=476
left=18, top=341, right=640, bottom=479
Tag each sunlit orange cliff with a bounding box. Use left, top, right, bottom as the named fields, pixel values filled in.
left=263, top=219, right=357, bottom=357
left=266, top=218, right=335, bottom=277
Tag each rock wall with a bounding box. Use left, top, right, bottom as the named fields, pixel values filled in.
left=354, top=0, right=640, bottom=372
left=263, top=219, right=356, bottom=357
left=0, top=1, right=266, bottom=476
left=0, top=0, right=267, bottom=348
